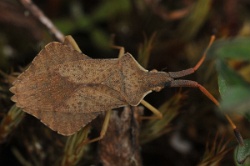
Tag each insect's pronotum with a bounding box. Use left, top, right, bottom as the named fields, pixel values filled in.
left=10, top=35, right=242, bottom=144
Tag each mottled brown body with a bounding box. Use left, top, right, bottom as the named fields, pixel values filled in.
left=10, top=42, right=172, bottom=135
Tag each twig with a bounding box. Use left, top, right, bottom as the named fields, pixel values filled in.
left=98, top=106, right=143, bottom=166
left=18, top=0, right=64, bottom=42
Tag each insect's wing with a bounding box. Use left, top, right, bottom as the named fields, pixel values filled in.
left=30, top=110, right=102, bottom=136
left=28, top=42, right=89, bottom=72
left=10, top=44, right=127, bottom=135
left=12, top=70, right=127, bottom=135
left=12, top=78, right=128, bottom=135
left=24, top=84, right=127, bottom=135
left=10, top=42, right=88, bottom=110
left=9, top=42, right=94, bottom=135
left=59, top=85, right=128, bottom=113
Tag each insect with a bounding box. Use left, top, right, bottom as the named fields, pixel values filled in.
left=10, top=35, right=219, bottom=142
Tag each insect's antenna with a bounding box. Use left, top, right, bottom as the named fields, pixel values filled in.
left=169, top=35, right=215, bottom=79
left=193, top=35, right=215, bottom=71
left=167, top=35, right=244, bottom=146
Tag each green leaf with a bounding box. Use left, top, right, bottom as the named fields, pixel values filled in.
left=210, top=38, right=250, bottom=60
left=234, top=139, right=250, bottom=165
left=219, top=85, right=250, bottom=113
left=90, top=29, right=109, bottom=49
left=217, top=60, right=250, bottom=114
left=217, top=60, right=248, bottom=87
left=91, top=0, right=131, bottom=21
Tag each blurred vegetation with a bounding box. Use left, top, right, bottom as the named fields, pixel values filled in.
left=0, top=0, right=250, bottom=165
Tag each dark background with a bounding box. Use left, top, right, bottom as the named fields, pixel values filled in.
left=0, top=0, right=249, bottom=165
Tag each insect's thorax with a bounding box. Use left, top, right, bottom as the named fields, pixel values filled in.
left=115, top=54, right=173, bottom=106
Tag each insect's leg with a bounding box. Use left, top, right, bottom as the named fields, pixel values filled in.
left=139, top=100, right=163, bottom=120
left=63, top=35, right=82, bottom=53
left=82, top=110, right=112, bottom=144
left=110, top=45, right=125, bottom=58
